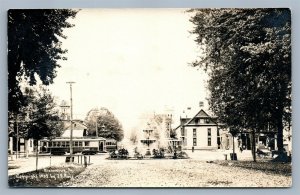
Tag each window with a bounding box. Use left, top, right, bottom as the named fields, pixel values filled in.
left=74, top=141, right=78, bottom=147
left=193, top=129, right=197, bottom=137
left=207, top=128, right=212, bottom=146
left=66, top=141, right=70, bottom=147
left=208, top=128, right=211, bottom=136
left=85, top=141, right=90, bottom=146
left=195, top=118, right=199, bottom=124
left=208, top=138, right=211, bottom=146
left=193, top=138, right=197, bottom=146
left=206, top=119, right=210, bottom=123
left=79, top=142, right=83, bottom=147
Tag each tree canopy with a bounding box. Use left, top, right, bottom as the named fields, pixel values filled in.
left=189, top=8, right=291, bottom=155
left=8, top=9, right=77, bottom=113
left=9, top=85, right=63, bottom=142
left=85, top=107, right=124, bottom=141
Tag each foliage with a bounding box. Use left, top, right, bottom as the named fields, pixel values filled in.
left=85, top=107, right=124, bottom=141
left=152, top=148, right=165, bottom=158
left=28, top=86, right=63, bottom=140
left=9, top=85, right=63, bottom=142
left=129, top=129, right=139, bottom=144
left=189, top=8, right=291, bottom=154
left=109, top=148, right=129, bottom=159
left=229, top=127, right=239, bottom=137
left=8, top=9, right=77, bottom=113
left=148, top=114, right=175, bottom=139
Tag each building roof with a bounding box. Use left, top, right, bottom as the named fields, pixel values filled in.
left=184, top=109, right=218, bottom=126
left=174, top=109, right=218, bottom=131
left=64, top=120, right=87, bottom=130
left=61, top=120, right=88, bottom=138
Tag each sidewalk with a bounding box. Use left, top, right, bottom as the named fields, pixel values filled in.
left=8, top=155, right=66, bottom=176
left=8, top=153, right=108, bottom=176
left=184, top=149, right=253, bottom=161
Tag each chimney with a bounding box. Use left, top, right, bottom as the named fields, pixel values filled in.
left=199, top=101, right=204, bottom=108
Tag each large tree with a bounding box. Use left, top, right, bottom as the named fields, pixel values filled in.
left=85, top=107, right=124, bottom=141
left=8, top=9, right=77, bottom=113
left=26, top=86, right=64, bottom=141
left=12, top=85, right=64, bottom=141
left=8, top=85, right=63, bottom=155
left=189, top=8, right=291, bottom=161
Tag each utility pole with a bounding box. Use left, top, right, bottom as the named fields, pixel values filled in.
left=94, top=109, right=100, bottom=137
left=95, top=120, right=98, bottom=137
left=67, top=81, right=75, bottom=159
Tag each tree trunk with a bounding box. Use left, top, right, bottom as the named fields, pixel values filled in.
left=273, top=111, right=289, bottom=162
left=276, top=115, right=284, bottom=153
left=36, top=140, right=39, bottom=172
left=251, top=130, right=256, bottom=162
left=232, top=136, right=235, bottom=154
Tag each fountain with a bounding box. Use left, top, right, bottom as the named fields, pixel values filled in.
left=140, top=128, right=156, bottom=156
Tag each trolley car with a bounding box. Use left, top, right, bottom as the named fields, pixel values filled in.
left=39, top=137, right=106, bottom=155
left=105, top=139, right=118, bottom=152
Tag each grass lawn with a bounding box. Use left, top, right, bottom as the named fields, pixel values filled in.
left=216, top=160, right=292, bottom=176
left=9, top=164, right=85, bottom=187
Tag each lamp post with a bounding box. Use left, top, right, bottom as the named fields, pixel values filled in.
left=67, top=81, right=75, bottom=159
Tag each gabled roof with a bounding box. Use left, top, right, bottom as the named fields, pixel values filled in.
left=64, top=120, right=87, bottom=130
left=62, top=120, right=88, bottom=138
left=184, top=109, right=217, bottom=126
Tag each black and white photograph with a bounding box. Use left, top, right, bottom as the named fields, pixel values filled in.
left=7, top=8, right=292, bottom=188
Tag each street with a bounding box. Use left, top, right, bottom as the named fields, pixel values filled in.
left=61, top=157, right=291, bottom=187
left=8, top=150, right=291, bottom=187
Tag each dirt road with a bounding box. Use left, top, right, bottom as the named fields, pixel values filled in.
left=61, top=157, right=291, bottom=187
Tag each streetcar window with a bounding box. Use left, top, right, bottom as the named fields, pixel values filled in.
left=85, top=141, right=90, bottom=146
left=57, top=142, right=61, bottom=147
left=79, top=142, right=82, bottom=146
left=75, top=141, right=78, bottom=147
left=49, top=142, right=52, bottom=147
left=61, top=142, right=65, bottom=147
left=66, top=141, right=69, bottom=147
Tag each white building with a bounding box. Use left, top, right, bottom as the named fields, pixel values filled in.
left=175, top=109, right=219, bottom=150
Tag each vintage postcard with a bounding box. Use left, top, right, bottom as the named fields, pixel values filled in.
left=7, top=8, right=291, bottom=187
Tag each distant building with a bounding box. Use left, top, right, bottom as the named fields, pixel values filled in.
left=175, top=109, right=220, bottom=150
left=173, top=103, right=292, bottom=154
left=61, top=119, right=89, bottom=138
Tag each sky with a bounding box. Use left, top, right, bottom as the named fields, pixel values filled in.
left=47, top=9, right=209, bottom=135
